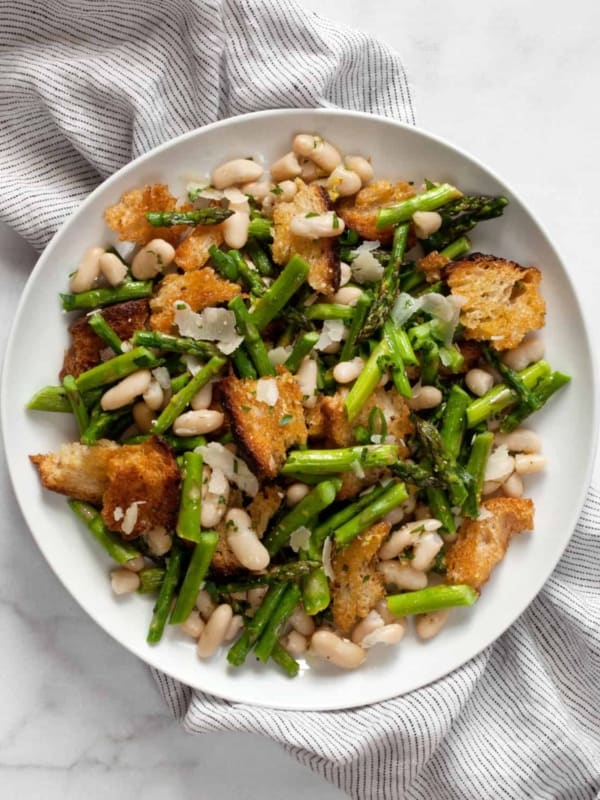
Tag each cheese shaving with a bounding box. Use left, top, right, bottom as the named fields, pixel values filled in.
left=174, top=304, right=243, bottom=355
left=122, top=501, right=146, bottom=536
left=256, top=378, right=279, bottom=406
left=349, top=241, right=384, bottom=284
left=208, top=466, right=229, bottom=496
left=315, top=318, right=346, bottom=351
left=322, top=537, right=334, bottom=580
left=197, top=442, right=259, bottom=497
left=289, top=526, right=312, bottom=553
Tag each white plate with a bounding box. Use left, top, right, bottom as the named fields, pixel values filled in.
left=2, top=109, right=597, bottom=710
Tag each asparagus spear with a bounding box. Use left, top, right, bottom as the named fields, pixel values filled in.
left=132, top=330, right=220, bottom=360
left=88, top=312, right=123, bottom=354
left=281, top=445, right=400, bottom=476
left=415, top=419, right=469, bottom=507
left=426, top=487, right=456, bottom=534
left=247, top=215, right=273, bottom=242
left=68, top=500, right=141, bottom=565
left=138, top=568, right=166, bottom=594
left=439, top=235, right=471, bottom=261
left=147, top=546, right=184, bottom=644
left=169, top=531, right=219, bottom=625
left=422, top=195, right=508, bottom=253
left=465, top=360, right=551, bottom=427
left=152, top=355, right=226, bottom=434
left=27, top=385, right=72, bottom=413
left=284, top=332, right=320, bottom=373
left=244, top=238, right=273, bottom=277
left=176, top=451, right=204, bottom=543
left=254, top=583, right=302, bottom=663
left=440, top=385, right=470, bottom=459
left=249, top=254, right=310, bottom=330
left=376, top=184, right=463, bottom=229
left=80, top=406, right=132, bottom=445
left=344, top=338, right=390, bottom=422
left=334, top=481, right=408, bottom=546
left=212, top=561, right=319, bottom=594
left=419, top=340, right=439, bottom=386
left=271, top=641, right=300, bottom=677
left=386, top=584, right=478, bottom=616
left=227, top=583, right=288, bottom=666
left=229, top=296, right=276, bottom=377
left=146, top=208, right=233, bottom=227
left=304, top=304, right=355, bottom=321
left=61, top=281, right=153, bottom=311
left=302, top=566, right=331, bottom=616
left=232, top=346, right=258, bottom=379
left=463, top=431, right=494, bottom=518
left=75, top=347, right=161, bottom=393
left=500, top=371, right=571, bottom=432
left=339, top=291, right=372, bottom=361
left=62, top=375, right=89, bottom=435
left=228, top=249, right=266, bottom=296
left=208, top=245, right=239, bottom=281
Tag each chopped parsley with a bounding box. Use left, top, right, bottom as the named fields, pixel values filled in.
left=279, top=414, right=293, bottom=426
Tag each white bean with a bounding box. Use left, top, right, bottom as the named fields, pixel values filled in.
left=131, top=239, right=174, bottom=279
left=383, top=505, right=405, bottom=527
left=333, top=357, right=364, bottom=384
left=224, top=614, right=244, bottom=642
left=465, top=368, right=494, bottom=397
left=190, top=382, right=213, bottom=410
left=99, top=252, right=128, bottom=287
left=289, top=605, right=315, bottom=637
left=289, top=212, right=345, bottom=239
left=412, top=210, right=443, bottom=238
left=376, top=599, right=401, bottom=625
left=351, top=610, right=385, bottom=644
left=196, top=588, right=217, bottom=620
left=145, top=526, right=172, bottom=557
left=173, top=409, right=224, bottom=436
left=379, top=518, right=443, bottom=559
left=197, top=604, right=233, bottom=657
left=241, top=180, right=273, bottom=201
left=496, top=428, right=542, bottom=454
left=378, top=561, right=428, bottom=591
left=482, top=480, right=501, bottom=495
left=101, top=369, right=152, bottom=411
left=142, top=379, right=164, bottom=411
left=69, top=246, right=104, bottom=293
left=282, top=630, right=308, bottom=656
left=225, top=508, right=270, bottom=571
left=485, top=447, right=515, bottom=483
left=277, top=180, right=297, bottom=202
left=415, top=609, right=450, bottom=640
left=110, top=568, right=140, bottom=595
left=327, top=166, right=362, bottom=197
left=299, top=159, right=323, bottom=182
left=331, top=286, right=363, bottom=306
left=270, top=151, right=302, bottom=182
left=361, top=623, right=406, bottom=649
left=212, top=158, right=263, bottom=189
left=411, top=531, right=444, bottom=572
left=286, top=482, right=311, bottom=506
left=292, top=134, right=342, bottom=173
left=124, top=556, right=145, bottom=573
left=296, top=357, right=318, bottom=408
left=132, top=400, right=155, bottom=434
left=407, top=385, right=443, bottom=411
left=339, top=262, right=352, bottom=286
left=502, top=471, right=524, bottom=498
left=222, top=210, right=250, bottom=249
left=180, top=609, right=205, bottom=639
left=514, top=453, right=546, bottom=475
left=501, top=337, right=545, bottom=372
left=309, top=630, right=366, bottom=669
left=344, top=155, right=373, bottom=184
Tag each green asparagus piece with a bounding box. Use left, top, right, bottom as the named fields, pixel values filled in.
left=75, top=347, right=161, bottom=393
left=284, top=332, right=320, bottom=373
left=247, top=215, right=273, bottom=242
left=463, top=431, right=494, bottom=518
left=208, top=245, right=239, bottom=281
left=399, top=264, right=426, bottom=294
left=271, top=641, right=300, bottom=677
left=228, top=249, right=265, bottom=296
left=176, top=451, right=204, bottom=543
left=88, top=312, right=123, bottom=354
left=422, top=195, right=508, bottom=253
left=302, top=566, right=331, bottom=616
left=382, top=323, right=411, bottom=398
left=62, top=374, right=90, bottom=435
left=132, top=330, right=220, bottom=360
left=344, top=338, right=389, bottom=422
left=68, top=500, right=141, bottom=564
left=61, top=281, right=153, bottom=311
left=244, top=238, right=273, bottom=276
left=227, top=583, right=288, bottom=666
left=440, top=236, right=471, bottom=261
left=254, top=583, right=302, bottom=663
left=229, top=296, right=276, bottom=377
left=439, top=344, right=465, bottom=372
left=466, top=360, right=551, bottom=427
left=146, top=208, right=233, bottom=227
left=80, top=406, right=131, bottom=445
left=339, top=291, right=372, bottom=361
left=137, top=568, right=166, bottom=594
left=426, top=487, right=456, bottom=534
left=500, top=371, right=571, bottom=432
left=415, top=419, right=469, bottom=507
left=440, top=385, right=470, bottom=459
left=391, top=460, right=446, bottom=489
left=376, top=183, right=463, bottom=229
left=170, top=531, right=219, bottom=624
left=27, top=385, right=76, bottom=413
left=147, top=546, right=184, bottom=644
left=170, top=372, right=191, bottom=393
left=387, top=584, right=478, bottom=616
left=281, top=445, right=399, bottom=476
left=152, top=355, right=226, bottom=434
left=249, top=254, right=310, bottom=330
left=419, top=340, right=439, bottom=386
left=212, top=561, right=319, bottom=595
left=334, top=481, right=408, bottom=546
left=304, top=304, right=355, bottom=321
left=232, top=345, right=258, bottom=379
left=482, top=345, right=537, bottom=410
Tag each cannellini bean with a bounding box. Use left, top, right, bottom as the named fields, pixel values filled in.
left=289, top=211, right=345, bottom=239
left=224, top=614, right=244, bottom=642
left=110, top=568, right=140, bottom=595
left=197, top=604, right=233, bottom=657
left=344, top=155, right=373, bottom=185
left=286, top=482, right=311, bottom=506
left=145, top=526, right=172, bottom=557
left=351, top=610, right=385, bottom=644
left=320, top=340, right=342, bottom=355
left=222, top=210, right=250, bottom=249
left=331, top=286, right=363, bottom=306
left=485, top=446, right=515, bottom=483
left=201, top=466, right=230, bottom=528
left=142, top=379, right=164, bottom=411
left=465, top=368, right=494, bottom=397
left=101, top=369, right=152, bottom=411
left=402, top=493, right=417, bottom=516
left=502, top=471, right=524, bottom=498
left=376, top=599, right=400, bottom=625
left=282, top=630, right=308, bottom=656
left=132, top=401, right=155, bottom=434
left=411, top=531, right=444, bottom=572
left=292, top=134, right=342, bottom=173
left=241, top=180, right=273, bottom=201
left=310, top=630, right=366, bottom=669
left=296, top=357, right=318, bottom=408
left=190, top=382, right=213, bottom=410
left=225, top=508, right=270, bottom=571
left=378, top=561, right=428, bottom=591
left=180, top=609, right=205, bottom=639
left=270, top=151, right=302, bottom=182
left=124, top=556, right=145, bottom=573
left=501, top=337, right=545, bottom=372
left=415, top=609, right=450, bottom=640
left=99, top=252, right=128, bottom=287
left=223, top=187, right=250, bottom=213
left=247, top=586, right=269, bottom=609
left=495, top=428, right=542, bottom=454
left=196, top=588, right=217, bottom=621
left=212, top=158, right=263, bottom=189
left=383, top=506, right=405, bottom=527
left=131, top=239, right=174, bottom=279
left=412, top=210, right=443, bottom=238
left=327, top=165, right=362, bottom=197
left=299, top=159, right=323, bottom=182
left=379, top=518, right=443, bottom=559
left=333, top=357, right=364, bottom=384
left=361, top=623, right=406, bottom=649
left=277, top=180, right=297, bottom=202
left=173, top=409, right=224, bottom=436
left=289, top=605, right=315, bottom=637
left=482, top=480, right=502, bottom=495
left=407, top=385, right=443, bottom=411
left=339, top=262, right=352, bottom=286
left=514, top=453, right=546, bottom=475
left=69, top=246, right=104, bottom=293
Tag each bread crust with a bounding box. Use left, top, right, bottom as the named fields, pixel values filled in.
left=336, top=180, right=415, bottom=245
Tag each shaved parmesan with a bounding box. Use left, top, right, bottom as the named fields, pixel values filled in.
left=484, top=445, right=514, bottom=483
left=113, top=506, right=124, bottom=522
left=182, top=354, right=203, bottom=376
left=256, top=378, right=279, bottom=406
left=122, top=501, right=146, bottom=536
left=477, top=507, right=494, bottom=520
left=174, top=304, right=243, bottom=355
left=152, top=366, right=171, bottom=390
left=391, top=291, right=461, bottom=346
left=350, top=460, right=365, bottom=479
left=268, top=346, right=292, bottom=366
left=198, top=442, right=258, bottom=497
left=315, top=318, right=346, bottom=351
left=289, top=526, right=312, bottom=553
left=322, top=537, right=334, bottom=580
left=350, top=249, right=384, bottom=284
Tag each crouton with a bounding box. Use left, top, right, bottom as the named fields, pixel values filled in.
left=331, top=521, right=390, bottom=633
left=149, top=268, right=240, bottom=333
left=30, top=439, right=119, bottom=504
left=104, top=184, right=186, bottom=245
left=417, top=251, right=450, bottom=283
left=446, top=254, right=546, bottom=351
left=220, top=370, right=307, bottom=478
left=336, top=468, right=389, bottom=501
left=101, top=438, right=180, bottom=539
left=174, top=224, right=224, bottom=271
left=445, top=497, right=535, bottom=590
left=247, top=485, right=284, bottom=537
left=272, top=179, right=340, bottom=294
left=60, top=299, right=149, bottom=379
left=304, top=399, right=327, bottom=440
left=336, top=180, right=415, bottom=245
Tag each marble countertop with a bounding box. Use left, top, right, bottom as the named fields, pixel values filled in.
left=2, top=1, right=599, bottom=797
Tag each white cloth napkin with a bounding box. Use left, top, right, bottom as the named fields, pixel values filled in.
left=1, top=1, right=599, bottom=798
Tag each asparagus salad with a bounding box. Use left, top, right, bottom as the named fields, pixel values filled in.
left=29, top=133, right=570, bottom=675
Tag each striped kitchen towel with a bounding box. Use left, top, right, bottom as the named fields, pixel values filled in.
left=1, top=1, right=599, bottom=798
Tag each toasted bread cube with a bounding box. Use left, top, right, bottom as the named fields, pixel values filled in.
left=446, top=254, right=546, bottom=351
left=331, top=520, right=390, bottom=633
left=30, top=440, right=119, bottom=505
left=220, top=371, right=307, bottom=478
left=272, top=179, right=340, bottom=294
left=336, top=180, right=415, bottom=245
left=174, top=224, right=225, bottom=272
left=149, top=268, right=240, bottom=333
left=446, top=497, right=535, bottom=590
left=104, top=184, right=186, bottom=245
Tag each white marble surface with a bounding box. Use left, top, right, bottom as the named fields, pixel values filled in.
left=1, top=1, right=599, bottom=797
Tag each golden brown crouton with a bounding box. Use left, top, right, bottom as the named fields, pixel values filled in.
left=417, top=251, right=450, bottom=283
left=30, top=439, right=119, bottom=504
left=304, top=399, right=327, bottom=440
left=272, top=179, right=340, bottom=294
left=247, top=485, right=284, bottom=537
left=149, top=268, right=240, bottom=333
left=446, top=497, right=535, bottom=590
left=60, top=299, right=149, bottom=379
left=174, top=224, right=224, bottom=271
left=104, top=184, right=186, bottom=245
left=337, top=180, right=415, bottom=245
left=101, top=438, right=180, bottom=539
left=220, top=370, right=307, bottom=478
left=331, top=521, right=390, bottom=633
left=446, top=254, right=546, bottom=351
left=336, top=468, right=389, bottom=501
